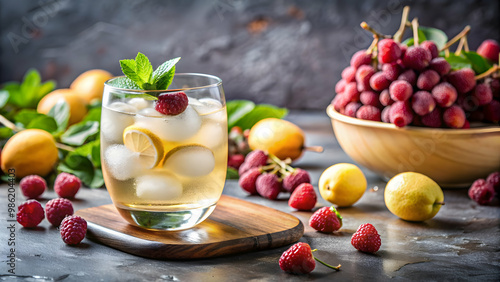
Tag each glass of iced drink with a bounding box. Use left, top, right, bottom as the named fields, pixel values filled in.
left=100, top=73, right=227, bottom=230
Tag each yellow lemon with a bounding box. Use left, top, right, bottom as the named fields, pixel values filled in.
left=384, top=172, right=444, bottom=222
left=123, top=125, right=164, bottom=169
left=37, top=89, right=88, bottom=126
left=319, top=163, right=367, bottom=207
left=1, top=129, right=58, bottom=178
left=70, top=69, right=113, bottom=104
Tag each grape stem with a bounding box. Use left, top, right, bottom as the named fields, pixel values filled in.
left=303, top=146, right=324, bottom=153
left=360, top=22, right=390, bottom=39
left=411, top=18, right=420, bottom=46
left=366, top=36, right=379, bottom=55
left=455, top=36, right=466, bottom=55
left=393, top=6, right=410, bottom=43
left=440, top=25, right=471, bottom=52
left=475, top=65, right=500, bottom=80
left=311, top=249, right=341, bottom=271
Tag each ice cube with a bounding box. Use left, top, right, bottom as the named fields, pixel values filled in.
left=188, top=97, right=203, bottom=107
left=188, top=122, right=225, bottom=150
left=134, top=105, right=202, bottom=142
left=192, top=98, right=222, bottom=115
left=104, top=145, right=143, bottom=181
left=163, top=145, right=215, bottom=177
left=128, top=98, right=151, bottom=111
left=101, top=102, right=136, bottom=143
left=135, top=172, right=182, bottom=201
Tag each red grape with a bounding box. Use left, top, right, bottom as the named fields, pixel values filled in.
left=432, top=82, right=458, bottom=107
left=484, top=100, right=500, bottom=122
left=381, top=105, right=391, bottom=123
left=490, top=78, right=500, bottom=98
left=350, top=50, right=372, bottom=68
left=411, top=91, right=436, bottom=116
left=335, top=79, right=346, bottom=94
left=360, top=91, right=380, bottom=107
left=462, top=120, right=470, bottom=129
left=477, top=39, right=500, bottom=62
left=421, top=108, right=442, bottom=128
left=389, top=80, right=413, bottom=101
left=356, top=105, right=381, bottom=121
left=382, top=63, right=402, bottom=81
left=332, top=95, right=349, bottom=113
left=402, top=46, right=432, bottom=71
left=429, top=57, right=451, bottom=76
left=344, top=102, right=362, bottom=117
left=417, top=69, right=441, bottom=91
left=379, top=89, right=394, bottom=106
left=378, top=39, right=402, bottom=64
left=397, top=69, right=417, bottom=86
left=468, top=110, right=485, bottom=122
left=399, top=44, right=408, bottom=57
left=344, top=82, right=360, bottom=102
left=356, top=65, right=376, bottom=92
left=369, top=72, right=391, bottom=91
left=472, top=83, right=493, bottom=106
left=447, top=68, right=476, bottom=94
left=389, top=101, right=414, bottom=127
left=443, top=105, right=466, bottom=128
left=420, top=41, right=439, bottom=59
left=342, top=66, right=357, bottom=83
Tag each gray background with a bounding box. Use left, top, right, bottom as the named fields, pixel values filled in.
left=1, top=0, right=499, bottom=109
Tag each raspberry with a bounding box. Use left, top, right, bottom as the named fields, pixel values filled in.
left=154, top=91, right=188, bottom=115
left=45, top=198, right=74, bottom=227
left=238, top=150, right=268, bottom=175
left=282, top=168, right=311, bottom=193
left=20, top=175, right=46, bottom=199
left=238, top=167, right=262, bottom=195
left=309, top=206, right=342, bottom=233
left=17, top=200, right=45, bottom=228
left=486, top=172, right=500, bottom=194
left=378, top=39, right=402, bottom=64
left=351, top=223, right=381, bottom=253
left=60, top=215, right=87, bottom=245
left=389, top=101, right=413, bottom=127
left=255, top=173, right=281, bottom=200
left=54, top=173, right=82, bottom=198
left=350, top=50, right=372, bottom=68
left=468, top=179, right=495, bottom=205
left=279, top=242, right=316, bottom=274
left=477, top=39, right=500, bottom=62
left=228, top=154, right=245, bottom=170
left=288, top=183, right=317, bottom=211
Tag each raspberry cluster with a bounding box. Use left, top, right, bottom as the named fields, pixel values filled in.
left=333, top=35, right=500, bottom=128
left=468, top=171, right=499, bottom=205
left=227, top=126, right=250, bottom=170
left=238, top=150, right=311, bottom=200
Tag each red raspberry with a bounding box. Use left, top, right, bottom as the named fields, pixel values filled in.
left=255, top=173, right=281, bottom=200
left=279, top=243, right=316, bottom=274
left=238, top=167, right=262, bottom=195
left=288, top=183, right=317, bottom=211
left=60, top=215, right=87, bottom=245
left=486, top=172, right=500, bottom=194
left=351, top=223, right=381, bottom=253
left=154, top=91, right=188, bottom=115
left=282, top=168, right=311, bottom=193
left=17, top=200, right=45, bottom=228
left=238, top=150, right=268, bottom=175
left=46, top=198, right=74, bottom=227
left=20, top=175, right=47, bottom=199
left=54, top=172, right=81, bottom=198
left=309, top=206, right=342, bottom=233
left=228, top=154, right=245, bottom=169
left=468, top=179, right=495, bottom=205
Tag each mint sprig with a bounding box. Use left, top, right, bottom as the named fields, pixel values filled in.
left=112, top=53, right=180, bottom=91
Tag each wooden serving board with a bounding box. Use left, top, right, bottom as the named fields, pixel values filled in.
left=75, top=195, right=304, bottom=260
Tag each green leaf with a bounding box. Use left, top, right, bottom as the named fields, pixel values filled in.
left=155, top=65, right=176, bottom=90
left=58, top=154, right=94, bottom=186
left=419, top=26, right=448, bottom=50
left=90, top=168, right=104, bottom=188
left=5, top=82, right=23, bottom=108
left=0, top=90, right=10, bottom=109
left=462, top=51, right=493, bottom=74
left=0, top=127, right=13, bottom=139
left=232, top=104, right=288, bottom=131
left=19, top=69, right=41, bottom=108
left=403, top=29, right=426, bottom=46
left=445, top=54, right=472, bottom=70
left=153, top=57, right=180, bottom=89
left=14, top=109, right=43, bottom=127
left=36, top=80, right=56, bottom=103
left=135, top=52, right=154, bottom=85
left=227, top=100, right=255, bottom=129
left=226, top=167, right=239, bottom=179
left=82, top=107, right=102, bottom=123
left=27, top=115, right=58, bottom=132
left=107, top=77, right=142, bottom=90
left=120, top=59, right=142, bottom=85
left=48, top=99, right=69, bottom=132
left=61, top=121, right=100, bottom=146
left=91, top=140, right=101, bottom=167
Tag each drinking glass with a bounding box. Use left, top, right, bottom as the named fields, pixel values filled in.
left=100, top=73, right=227, bottom=230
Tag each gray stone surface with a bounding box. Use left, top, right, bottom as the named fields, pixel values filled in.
left=0, top=111, right=499, bottom=281
left=1, top=0, right=499, bottom=109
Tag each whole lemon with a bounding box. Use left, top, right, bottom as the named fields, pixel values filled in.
left=248, top=118, right=305, bottom=161
left=70, top=69, right=113, bottom=104
left=37, top=88, right=88, bottom=126
left=1, top=129, right=59, bottom=178
left=319, top=163, right=367, bottom=207
left=384, top=172, right=444, bottom=222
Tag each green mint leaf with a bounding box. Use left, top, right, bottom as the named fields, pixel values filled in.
left=90, top=168, right=104, bottom=188
left=231, top=104, right=288, bottom=131
left=36, top=80, right=56, bottom=103
left=48, top=99, right=69, bottom=132
left=82, top=107, right=102, bottom=123
left=153, top=57, right=181, bottom=89
left=0, top=90, right=10, bottom=108
left=226, top=167, right=239, bottom=179
left=419, top=26, right=448, bottom=50
left=227, top=100, right=256, bottom=129
left=403, top=29, right=426, bottom=46
left=27, top=115, right=58, bottom=133
left=120, top=59, right=143, bottom=85
left=0, top=127, right=13, bottom=139
left=462, top=51, right=493, bottom=74
left=155, top=65, right=176, bottom=90
left=69, top=139, right=101, bottom=167
left=61, top=121, right=100, bottom=146
left=107, top=77, right=142, bottom=90
left=58, top=154, right=94, bottom=186
left=4, top=82, right=22, bottom=107
left=445, top=54, right=472, bottom=70
left=135, top=52, right=154, bottom=85
left=20, top=69, right=41, bottom=108
left=142, top=82, right=156, bottom=90
left=14, top=109, right=43, bottom=128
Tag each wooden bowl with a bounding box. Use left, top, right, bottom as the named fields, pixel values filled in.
left=326, top=105, right=500, bottom=188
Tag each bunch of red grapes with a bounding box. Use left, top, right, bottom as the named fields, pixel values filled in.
left=333, top=39, right=500, bottom=128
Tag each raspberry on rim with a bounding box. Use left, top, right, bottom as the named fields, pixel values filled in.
left=154, top=91, right=188, bottom=115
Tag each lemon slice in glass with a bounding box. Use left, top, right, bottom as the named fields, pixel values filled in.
left=123, top=125, right=164, bottom=169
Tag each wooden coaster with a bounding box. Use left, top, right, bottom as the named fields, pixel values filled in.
left=75, top=195, right=304, bottom=259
